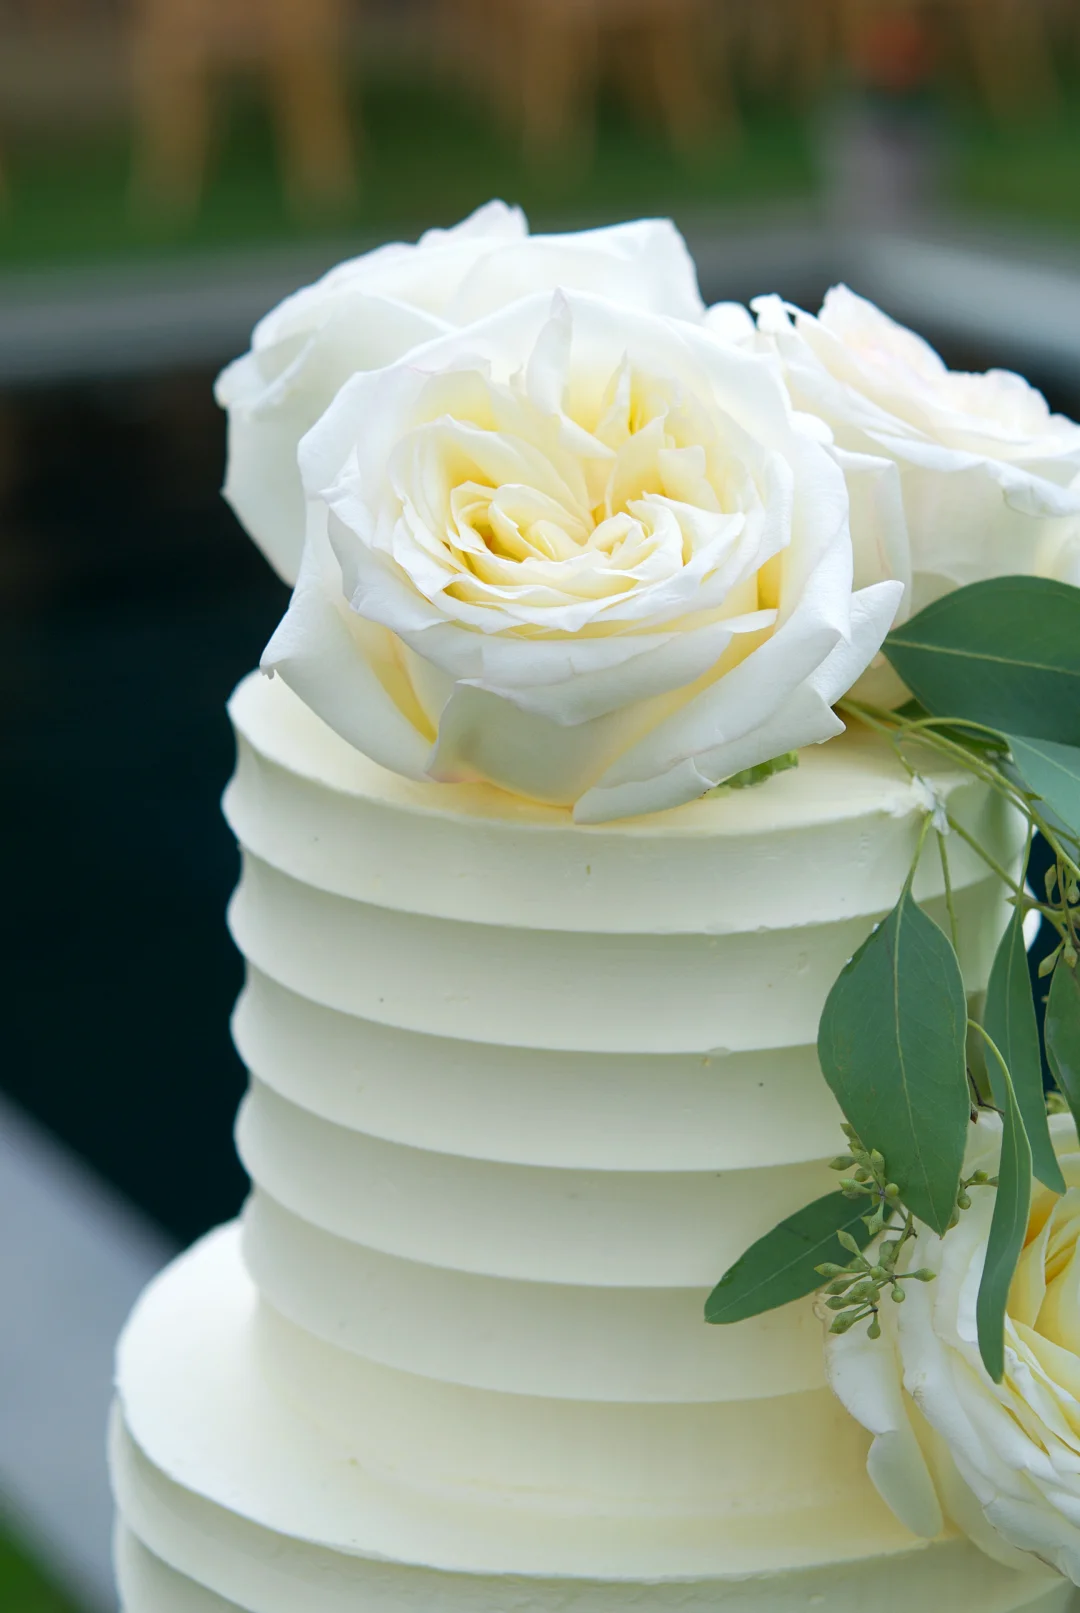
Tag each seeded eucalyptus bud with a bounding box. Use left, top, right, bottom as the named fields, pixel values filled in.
left=908, top=1269, right=936, bottom=1282
left=840, top=1123, right=858, bottom=1141
left=1066, top=945, right=1078, bottom=969
left=847, top=1279, right=877, bottom=1304
left=884, top=1182, right=900, bottom=1198
left=1040, top=943, right=1064, bottom=979
left=815, top=1262, right=846, bottom=1278
left=837, top=1231, right=862, bottom=1255
left=825, top=1295, right=852, bottom=1311
left=970, top=1171, right=988, bottom=1185
left=829, top=1155, right=856, bottom=1172
left=870, top=1265, right=887, bottom=1281
left=826, top=1278, right=853, bottom=1295
left=829, top=1311, right=859, bottom=1334
left=853, top=1167, right=871, bottom=1183
left=891, top=1285, right=906, bottom=1303
left=867, top=1317, right=882, bottom=1340
left=870, top=1150, right=886, bottom=1174
left=957, top=1190, right=971, bottom=1211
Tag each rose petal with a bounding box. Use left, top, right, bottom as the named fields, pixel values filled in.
left=261, top=509, right=431, bottom=779
left=825, top=1305, right=943, bottom=1540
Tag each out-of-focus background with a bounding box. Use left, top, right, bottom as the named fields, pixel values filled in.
left=1, top=2, right=1079, bottom=1607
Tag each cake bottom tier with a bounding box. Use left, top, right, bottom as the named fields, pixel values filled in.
left=111, top=1225, right=1079, bottom=1613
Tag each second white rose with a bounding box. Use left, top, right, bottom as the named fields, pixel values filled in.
left=751, top=286, right=1080, bottom=611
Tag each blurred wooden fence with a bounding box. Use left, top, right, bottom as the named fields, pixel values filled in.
left=0, top=0, right=1074, bottom=216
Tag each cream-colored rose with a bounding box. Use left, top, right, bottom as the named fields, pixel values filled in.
left=749, top=286, right=1080, bottom=616
left=828, top=1113, right=1080, bottom=1587
left=215, top=202, right=706, bottom=584
left=261, top=287, right=902, bottom=823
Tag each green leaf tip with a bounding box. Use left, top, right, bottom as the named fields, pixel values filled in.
left=975, top=1044, right=1033, bottom=1384
left=883, top=575, right=1080, bottom=747
left=704, top=1192, right=873, bottom=1325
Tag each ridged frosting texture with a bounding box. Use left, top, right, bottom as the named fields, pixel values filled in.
left=112, top=669, right=1069, bottom=1612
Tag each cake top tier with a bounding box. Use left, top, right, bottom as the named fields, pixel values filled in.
left=226, top=668, right=1016, bottom=936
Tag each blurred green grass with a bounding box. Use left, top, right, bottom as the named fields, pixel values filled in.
left=951, top=96, right=1080, bottom=234
left=1, top=65, right=1078, bottom=274
left=0, top=1520, right=82, bottom=1613
left=0, top=73, right=814, bottom=271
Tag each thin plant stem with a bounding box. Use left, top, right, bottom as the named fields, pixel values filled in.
left=839, top=697, right=1079, bottom=938
left=944, top=811, right=1025, bottom=901
left=938, top=830, right=959, bottom=953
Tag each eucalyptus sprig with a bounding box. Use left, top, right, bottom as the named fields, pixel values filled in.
left=706, top=576, right=1080, bottom=1383
left=815, top=1129, right=994, bottom=1341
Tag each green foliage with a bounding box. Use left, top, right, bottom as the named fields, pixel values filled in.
left=985, top=903, right=1065, bottom=1193
left=1047, top=961, right=1080, bottom=1136
left=974, top=1030, right=1033, bottom=1384
left=722, top=751, right=799, bottom=791
left=0, top=1520, right=82, bottom=1613
left=709, top=578, right=1080, bottom=1364
left=704, top=1191, right=873, bottom=1324
left=817, top=874, right=970, bottom=1236
left=1008, top=735, right=1080, bottom=846
left=883, top=576, right=1080, bottom=747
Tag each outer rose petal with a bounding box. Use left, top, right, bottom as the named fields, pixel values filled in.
left=260, top=510, right=430, bottom=781
left=750, top=288, right=1080, bottom=629
left=216, top=296, right=447, bottom=584
left=572, top=547, right=901, bottom=824
left=825, top=1301, right=943, bottom=1541
left=445, top=218, right=705, bottom=327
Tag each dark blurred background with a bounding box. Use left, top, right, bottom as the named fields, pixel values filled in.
left=1, top=1, right=1079, bottom=1608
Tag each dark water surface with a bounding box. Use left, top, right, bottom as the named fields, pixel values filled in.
left=1, top=373, right=287, bottom=1241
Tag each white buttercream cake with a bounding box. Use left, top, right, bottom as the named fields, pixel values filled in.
left=108, top=665, right=1077, bottom=1613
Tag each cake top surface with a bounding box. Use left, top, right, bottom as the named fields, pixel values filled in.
left=231, top=667, right=968, bottom=841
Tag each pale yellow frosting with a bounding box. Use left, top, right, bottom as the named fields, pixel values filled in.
left=112, top=670, right=1065, bottom=1611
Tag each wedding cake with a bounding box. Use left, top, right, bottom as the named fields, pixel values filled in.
left=111, top=206, right=1080, bottom=1612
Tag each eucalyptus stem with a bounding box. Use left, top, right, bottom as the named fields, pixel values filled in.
left=841, top=697, right=1080, bottom=952
left=968, top=1017, right=1011, bottom=1086
left=943, top=810, right=1026, bottom=903
left=938, top=830, right=959, bottom=953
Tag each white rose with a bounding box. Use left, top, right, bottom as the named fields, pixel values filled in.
left=262, top=288, right=902, bottom=824
left=749, top=286, right=1080, bottom=615
left=827, top=1113, right=1080, bottom=1587
left=215, top=201, right=706, bottom=584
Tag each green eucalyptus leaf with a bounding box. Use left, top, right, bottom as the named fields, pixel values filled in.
left=884, top=577, right=1080, bottom=745
left=705, top=1192, right=873, bottom=1324
left=818, top=883, right=969, bottom=1235
left=1046, top=960, right=1080, bottom=1138
left=1008, top=735, right=1080, bottom=843
left=976, top=1052, right=1032, bottom=1383
left=985, top=905, right=1065, bottom=1193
